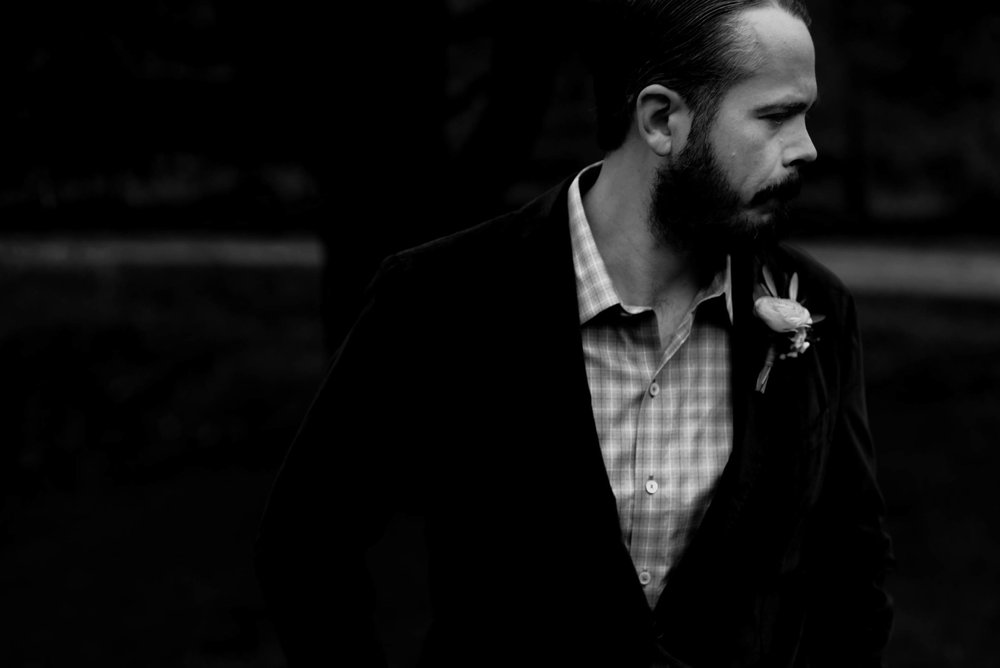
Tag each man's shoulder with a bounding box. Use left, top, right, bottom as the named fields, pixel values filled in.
left=380, top=177, right=574, bottom=286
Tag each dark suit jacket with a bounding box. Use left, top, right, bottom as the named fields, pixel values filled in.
left=255, top=175, right=894, bottom=667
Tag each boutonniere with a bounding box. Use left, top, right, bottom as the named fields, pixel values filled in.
left=754, top=266, right=824, bottom=393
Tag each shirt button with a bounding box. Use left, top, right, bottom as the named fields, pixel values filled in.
left=649, top=381, right=660, bottom=397
left=645, top=479, right=659, bottom=495
left=638, top=570, right=652, bottom=586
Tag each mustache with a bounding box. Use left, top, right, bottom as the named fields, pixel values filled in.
left=750, top=173, right=802, bottom=206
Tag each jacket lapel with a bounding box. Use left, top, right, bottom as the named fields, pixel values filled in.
left=513, top=177, right=652, bottom=609
left=653, top=249, right=831, bottom=634
left=654, top=251, right=773, bottom=582
left=649, top=250, right=786, bottom=663
left=518, top=177, right=629, bottom=529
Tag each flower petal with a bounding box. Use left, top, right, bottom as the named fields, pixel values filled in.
left=789, top=272, right=799, bottom=302
left=754, top=296, right=812, bottom=332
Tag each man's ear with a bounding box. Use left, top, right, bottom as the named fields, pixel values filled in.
left=636, top=84, right=691, bottom=157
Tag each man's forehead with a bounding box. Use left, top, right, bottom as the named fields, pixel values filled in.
left=737, top=5, right=814, bottom=55
left=733, top=6, right=817, bottom=104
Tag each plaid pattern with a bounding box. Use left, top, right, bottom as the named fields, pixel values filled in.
left=568, top=164, right=733, bottom=608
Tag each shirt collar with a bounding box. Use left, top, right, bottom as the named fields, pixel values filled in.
left=567, top=162, right=733, bottom=326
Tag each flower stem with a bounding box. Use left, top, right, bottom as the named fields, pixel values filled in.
left=756, top=345, right=777, bottom=393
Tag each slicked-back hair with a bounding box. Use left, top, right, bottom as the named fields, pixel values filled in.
left=585, top=0, right=811, bottom=151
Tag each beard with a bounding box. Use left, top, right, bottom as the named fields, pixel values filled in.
left=649, top=127, right=802, bottom=256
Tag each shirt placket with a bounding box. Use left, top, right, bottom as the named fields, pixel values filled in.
left=631, top=312, right=694, bottom=605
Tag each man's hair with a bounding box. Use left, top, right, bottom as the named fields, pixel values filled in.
left=585, top=0, right=811, bottom=151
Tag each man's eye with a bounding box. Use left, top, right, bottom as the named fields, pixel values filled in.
left=763, top=109, right=811, bottom=126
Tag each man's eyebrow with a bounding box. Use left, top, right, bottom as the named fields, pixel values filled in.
left=756, top=98, right=816, bottom=115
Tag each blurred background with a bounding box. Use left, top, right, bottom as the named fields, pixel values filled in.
left=1, top=1, right=998, bottom=666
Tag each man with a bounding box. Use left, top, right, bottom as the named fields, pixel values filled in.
left=255, top=1, right=895, bottom=666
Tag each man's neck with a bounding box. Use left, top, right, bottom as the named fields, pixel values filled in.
left=582, top=152, right=701, bottom=315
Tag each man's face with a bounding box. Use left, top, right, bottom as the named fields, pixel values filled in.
left=650, top=7, right=818, bottom=252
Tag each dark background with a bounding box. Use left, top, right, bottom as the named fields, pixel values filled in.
left=1, top=1, right=998, bottom=666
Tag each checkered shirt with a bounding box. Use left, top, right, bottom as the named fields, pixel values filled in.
left=568, top=164, right=734, bottom=609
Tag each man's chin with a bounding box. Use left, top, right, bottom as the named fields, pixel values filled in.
left=712, top=209, right=782, bottom=253
left=746, top=199, right=785, bottom=223
left=746, top=199, right=793, bottom=234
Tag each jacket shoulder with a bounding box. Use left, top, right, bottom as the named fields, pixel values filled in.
left=377, top=177, right=572, bottom=291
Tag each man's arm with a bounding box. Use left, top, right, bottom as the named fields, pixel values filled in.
left=255, top=258, right=411, bottom=668
left=803, top=291, right=895, bottom=666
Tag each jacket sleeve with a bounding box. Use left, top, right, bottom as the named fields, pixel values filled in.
left=803, top=290, right=895, bottom=666
left=254, top=256, right=413, bottom=668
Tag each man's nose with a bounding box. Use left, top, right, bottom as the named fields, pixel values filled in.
left=786, top=127, right=818, bottom=167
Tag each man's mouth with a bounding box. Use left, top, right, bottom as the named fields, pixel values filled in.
left=751, top=175, right=802, bottom=207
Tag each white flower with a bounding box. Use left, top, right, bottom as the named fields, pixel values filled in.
left=754, top=268, right=822, bottom=392
left=753, top=296, right=812, bottom=332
